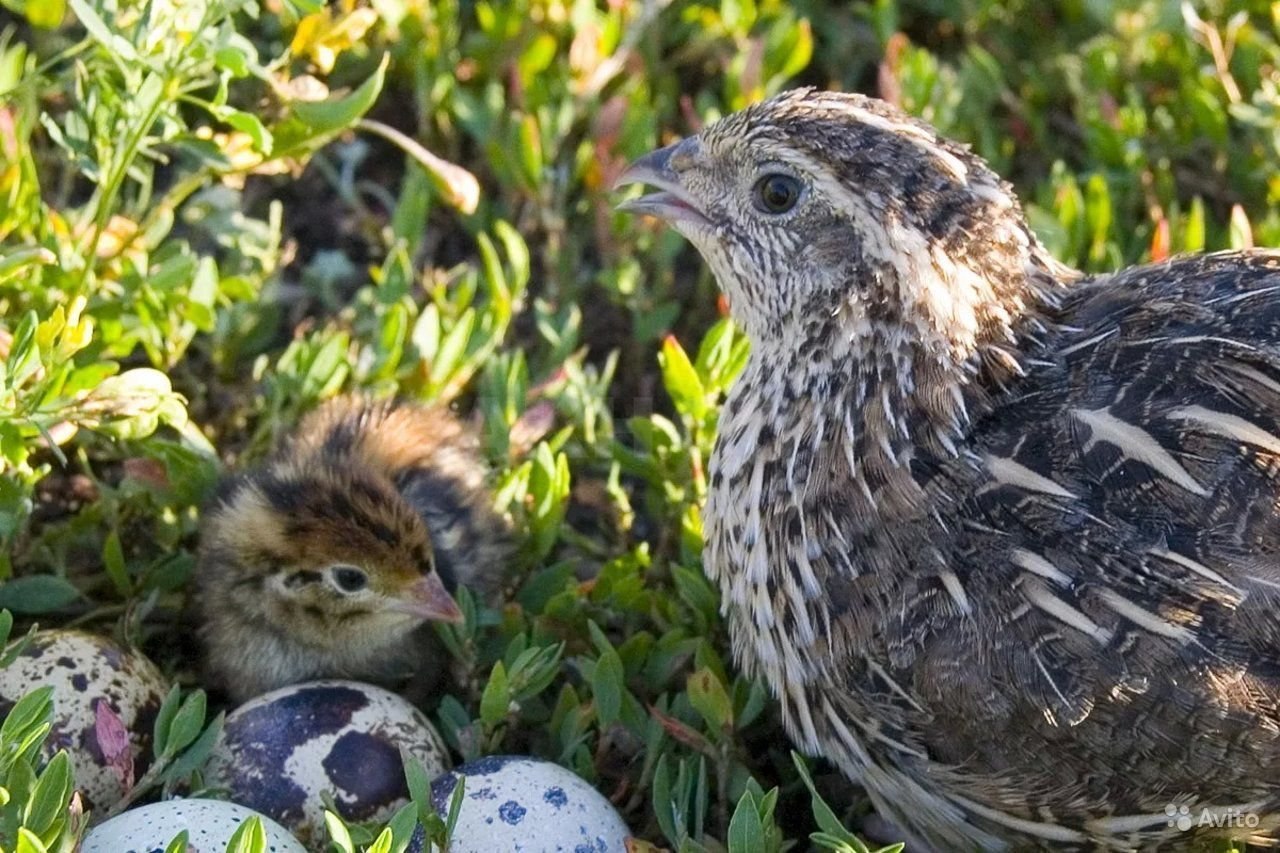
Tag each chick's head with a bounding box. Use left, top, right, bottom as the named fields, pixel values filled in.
left=200, top=462, right=463, bottom=650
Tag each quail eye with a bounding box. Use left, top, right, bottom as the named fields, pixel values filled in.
left=752, top=173, right=802, bottom=214
left=331, top=566, right=368, bottom=593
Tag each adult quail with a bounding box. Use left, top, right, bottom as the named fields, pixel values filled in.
left=195, top=395, right=507, bottom=703
left=617, top=88, right=1280, bottom=850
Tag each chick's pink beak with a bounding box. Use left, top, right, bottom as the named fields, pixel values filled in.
left=392, top=573, right=464, bottom=624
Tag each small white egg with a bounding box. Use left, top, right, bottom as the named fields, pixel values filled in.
left=81, top=798, right=306, bottom=852
left=430, top=755, right=631, bottom=852
left=0, top=629, right=170, bottom=811
left=205, top=680, right=450, bottom=848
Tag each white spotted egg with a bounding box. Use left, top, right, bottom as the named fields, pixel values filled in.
left=81, top=798, right=306, bottom=852
left=205, top=680, right=450, bottom=849
left=0, top=629, right=170, bottom=812
left=429, top=755, right=631, bottom=852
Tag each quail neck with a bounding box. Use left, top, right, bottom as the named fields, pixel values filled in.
left=619, top=88, right=1280, bottom=850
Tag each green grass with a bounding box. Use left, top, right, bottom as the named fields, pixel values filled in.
left=0, top=0, right=1275, bottom=850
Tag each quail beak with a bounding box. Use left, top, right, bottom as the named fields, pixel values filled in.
left=614, top=139, right=710, bottom=227
left=390, top=573, right=464, bottom=624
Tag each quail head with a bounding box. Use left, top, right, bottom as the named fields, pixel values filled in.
left=196, top=395, right=507, bottom=704
left=618, top=88, right=1280, bottom=850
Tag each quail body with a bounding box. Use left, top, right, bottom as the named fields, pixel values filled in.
left=196, top=396, right=507, bottom=703
left=619, top=89, right=1280, bottom=850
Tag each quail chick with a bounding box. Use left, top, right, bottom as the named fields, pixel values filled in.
left=196, top=395, right=507, bottom=704
left=618, top=88, right=1280, bottom=850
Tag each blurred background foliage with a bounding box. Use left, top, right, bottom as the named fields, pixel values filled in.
left=0, top=0, right=1276, bottom=849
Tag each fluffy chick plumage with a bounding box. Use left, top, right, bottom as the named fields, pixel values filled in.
left=195, top=395, right=507, bottom=703
left=619, top=88, right=1280, bottom=850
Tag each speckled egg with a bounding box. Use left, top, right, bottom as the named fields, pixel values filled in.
left=429, top=756, right=631, bottom=853
left=205, top=680, right=450, bottom=848
left=81, top=798, right=306, bottom=852
left=0, top=629, right=169, bottom=812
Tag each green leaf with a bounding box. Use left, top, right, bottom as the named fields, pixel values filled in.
left=221, top=109, right=273, bottom=155
left=727, top=789, right=766, bottom=853
left=1084, top=173, right=1112, bottom=261
left=1184, top=196, right=1206, bottom=253
left=15, top=827, right=49, bottom=853
left=659, top=335, right=706, bottom=421
left=775, top=18, right=813, bottom=82
left=652, top=754, right=679, bottom=845
left=323, top=811, right=355, bottom=853
left=590, top=643, right=624, bottom=729
left=428, top=308, right=476, bottom=388
left=686, top=668, right=734, bottom=731
left=274, top=54, right=389, bottom=157
left=507, top=642, right=564, bottom=702
left=23, top=750, right=71, bottom=834
left=23, top=0, right=65, bottom=27
left=445, top=774, right=466, bottom=838
left=152, top=685, right=183, bottom=758
left=0, top=39, right=25, bottom=97
left=479, top=660, right=511, bottom=726
left=225, top=815, right=266, bottom=853
left=365, top=828, right=394, bottom=853
left=0, top=685, right=53, bottom=760
left=161, top=711, right=224, bottom=785
left=402, top=750, right=432, bottom=811
left=516, top=114, right=542, bottom=188
left=6, top=312, right=41, bottom=389
left=0, top=576, right=80, bottom=614
left=162, top=690, right=207, bottom=758
left=384, top=801, right=421, bottom=852
left=0, top=248, right=57, bottom=283
left=792, top=752, right=861, bottom=844
left=163, top=831, right=190, bottom=853
left=68, top=0, right=137, bottom=60
left=102, top=530, right=132, bottom=597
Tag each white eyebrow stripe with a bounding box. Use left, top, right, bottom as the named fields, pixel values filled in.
left=1011, top=548, right=1073, bottom=587
left=1166, top=404, right=1280, bottom=456
left=1020, top=577, right=1113, bottom=645
left=1071, top=407, right=1209, bottom=497
left=1096, top=588, right=1195, bottom=643
left=984, top=454, right=1077, bottom=499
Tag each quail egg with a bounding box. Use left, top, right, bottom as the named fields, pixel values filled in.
left=0, top=629, right=169, bottom=811
left=205, top=680, right=450, bottom=848
left=81, top=798, right=306, bottom=852
left=430, top=755, right=631, bottom=852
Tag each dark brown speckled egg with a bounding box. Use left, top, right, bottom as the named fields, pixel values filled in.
left=204, top=679, right=449, bottom=849
left=0, top=629, right=170, bottom=813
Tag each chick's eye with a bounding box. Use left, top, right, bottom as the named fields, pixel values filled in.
left=752, top=173, right=802, bottom=214
left=331, top=566, right=368, bottom=593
